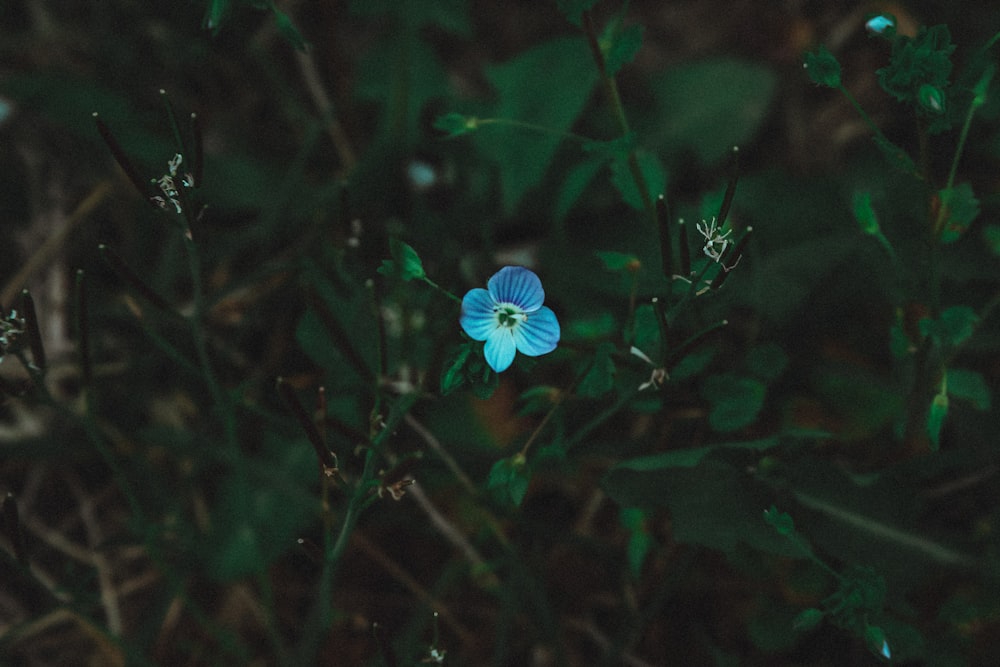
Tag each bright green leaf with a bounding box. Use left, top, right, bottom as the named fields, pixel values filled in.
left=926, top=392, right=948, bottom=450
left=853, top=191, right=880, bottom=235
left=384, top=238, right=426, bottom=281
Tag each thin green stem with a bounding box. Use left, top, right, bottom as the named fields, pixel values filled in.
left=473, top=117, right=594, bottom=144
left=581, top=11, right=657, bottom=227
left=422, top=275, right=462, bottom=304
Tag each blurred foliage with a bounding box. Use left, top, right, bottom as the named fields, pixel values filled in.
left=2, top=1, right=1000, bottom=666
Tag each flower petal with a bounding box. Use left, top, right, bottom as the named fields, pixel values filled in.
left=460, top=288, right=497, bottom=341
left=484, top=329, right=517, bottom=372
left=487, top=266, right=544, bottom=312
left=512, top=306, right=560, bottom=357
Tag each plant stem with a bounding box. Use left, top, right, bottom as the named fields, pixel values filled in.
left=581, top=11, right=657, bottom=227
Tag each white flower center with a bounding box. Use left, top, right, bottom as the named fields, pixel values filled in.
left=494, top=304, right=527, bottom=328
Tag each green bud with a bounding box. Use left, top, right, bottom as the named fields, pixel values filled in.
left=918, top=84, right=946, bottom=114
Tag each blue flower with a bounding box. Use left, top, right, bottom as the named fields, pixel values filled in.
left=460, top=266, right=560, bottom=373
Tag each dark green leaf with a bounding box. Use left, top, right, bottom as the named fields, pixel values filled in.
left=654, top=58, right=777, bottom=165
left=919, top=306, right=978, bottom=349
left=609, top=436, right=781, bottom=471
left=938, top=182, right=979, bottom=243
left=947, top=368, right=991, bottom=410
left=702, top=373, right=767, bottom=432
left=746, top=343, right=788, bottom=382
left=578, top=342, right=616, bottom=398
left=440, top=344, right=472, bottom=395
left=803, top=46, right=841, bottom=88
left=611, top=149, right=666, bottom=210
left=595, top=251, right=640, bottom=272
left=603, top=458, right=801, bottom=556
left=602, top=23, right=643, bottom=76
left=556, top=0, right=599, bottom=26
left=487, top=454, right=530, bottom=507
left=271, top=6, right=308, bottom=50
left=872, top=134, right=918, bottom=175
left=555, top=157, right=605, bottom=223
left=984, top=225, right=1000, bottom=256
left=763, top=505, right=795, bottom=536
left=477, top=37, right=597, bottom=212
left=793, top=608, right=825, bottom=632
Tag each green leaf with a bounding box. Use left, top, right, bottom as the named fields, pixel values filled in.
left=654, top=58, right=777, bottom=165
left=745, top=342, right=788, bottom=382
left=853, top=191, right=880, bottom=235
left=440, top=344, right=472, bottom=395
left=872, top=134, right=918, bottom=175
left=947, top=368, right=991, bottom=410
left=271, top=5, right=308, bottom=50
left=611, top=148, right=667, bottom=210
left=350, top=0, right=470, bottom=35
left=803, top=45, right=842, bottom=88
left=379, top=238, right=426, bottom=281
left=631, top=303, right=662, bottom=363
left=595, top=250, right=640, bottom=272
left=702, top=373, right=767, bottom=432
left=793, top=608, right=825, bottom=632
left=938, top=182, right=979, bottom=243
left=608, top=436, right=781, bottom=470
left=556, top=0, right=599, bottom=26
left=670, top=346, right=715, bottom=380
left=578, top=342, right=616, bottom=398
left=603, top=458, right=801, bottom=556
left=602, top=22, right=643, bottom=76
left=983, top=225, right=1000, bottom=256
left=477, top=37, right=597, bottom=213
left=620, top=508, right=653, bottom=578
left=487, top=454, right=530, bottom=507
left=555, top=156, right=605, bottom=223
left=877, top=24, right=955, bottom=103
left=926, top=392, right=948, bottom=451
left=763, top=505, right=795, bottom=536
left=919, top=306, right=978, bottom=349
left=203, top=0, right=231, bottom=32
left=205, top=434, right=315, bottom=581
